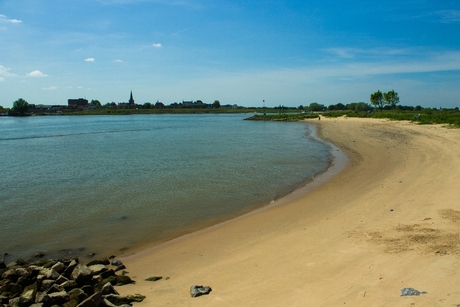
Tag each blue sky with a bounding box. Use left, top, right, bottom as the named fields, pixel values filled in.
left=1, top=0, right=459, bottom=108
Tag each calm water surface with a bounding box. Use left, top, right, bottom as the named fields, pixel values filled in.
left=0, top=114, right=331, bottom=259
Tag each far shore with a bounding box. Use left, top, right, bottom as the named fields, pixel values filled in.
left=116, top=117, right=460, bottom=306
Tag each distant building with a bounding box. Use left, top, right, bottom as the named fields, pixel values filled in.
left=129, top=91, right=134, bottom=106
left=68, top=98, right=88, bottom=107
left=118, top=91, right=135, bottom=108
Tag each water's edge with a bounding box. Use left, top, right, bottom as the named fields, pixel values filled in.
left=118, top=122, right=349, bottom=259
left=1, top=118, right=343, bottom=263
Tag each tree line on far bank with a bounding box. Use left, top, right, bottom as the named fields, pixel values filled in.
left=2, top=90, right=458, bottom=116
left=301, top=89, right=400, bottom=112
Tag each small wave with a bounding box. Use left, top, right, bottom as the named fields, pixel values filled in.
left=0, top=127, right=173, bottom=141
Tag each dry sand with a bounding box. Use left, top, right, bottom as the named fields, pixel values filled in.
left=118, top=117, right=460, bottom=306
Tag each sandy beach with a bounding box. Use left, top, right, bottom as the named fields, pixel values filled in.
left=117, top=117, right=460, bottom=306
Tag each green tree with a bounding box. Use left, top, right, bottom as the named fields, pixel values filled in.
left=11, top=98, right=30, bottom=116
left=370, top=90, right=384, bottom=111
left=90, top=99, right=101, bottom=107
left=383, top=90, right=399, bottom=109
left=213, top=100, right=221, bottom=108
left=308, top=102, right=325, bottom=112
left=328, top=103, right=346, bottom=111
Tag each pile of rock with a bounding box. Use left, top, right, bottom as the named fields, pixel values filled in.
left=0, top=256, right=145, bottom=307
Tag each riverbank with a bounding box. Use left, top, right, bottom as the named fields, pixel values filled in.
left=117, top=117, right=460, bottom=306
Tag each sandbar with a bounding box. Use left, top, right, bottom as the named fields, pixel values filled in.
left=118, top=117, right=460, bottom=306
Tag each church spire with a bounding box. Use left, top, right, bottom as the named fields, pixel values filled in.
left=129, top=91, right=134, bottom=105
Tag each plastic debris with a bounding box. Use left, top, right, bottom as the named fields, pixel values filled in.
left=401, top=288, right=427, bottom=296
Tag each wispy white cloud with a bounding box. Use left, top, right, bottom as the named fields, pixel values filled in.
left=0, top=77, right=5, bottom=82
left=0, top=65, right=17, bottom=79
left=114, top=59, right=123, bottom=62
left=0, top=14, right=22, bottom=24
left=284, top=50, right=460, bottom=81
left=172, top=25, right=195, bottom=35
left=85, top=58, right=95, bottom=62
left=42, top=86, right=59, bottom=90
left=325, top=47, right=411, bottom=59
left=436, top=10, right=460, bottom=23
left=152, top=43, right=162, bottom=48
left=27, top=70, right=48, bottom=77
left=184, top=50, right=460, bottom=97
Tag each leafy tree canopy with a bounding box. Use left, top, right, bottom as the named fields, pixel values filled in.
left=370, top=90, right=384, bottom=110
left=90, top=99, right=101, bottom=107
left=11, top=98, right=30, bottom=116
left=383, top=90, right=400, bottom=109
left=309, top=102, right=325, bottom=112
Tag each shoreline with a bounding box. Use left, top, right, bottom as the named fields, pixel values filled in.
left=115, top=121, right=348, bottom=259
left=118, top=117, right=460, bottom=306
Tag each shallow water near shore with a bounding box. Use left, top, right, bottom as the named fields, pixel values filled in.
left=0, top=114, right=331, bottom=260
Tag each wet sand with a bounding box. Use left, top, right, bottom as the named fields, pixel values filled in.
left=118, top=117, right=460, bottom=306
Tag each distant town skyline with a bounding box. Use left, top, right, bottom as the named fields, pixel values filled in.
left=1, top=0, right=460, bottom=109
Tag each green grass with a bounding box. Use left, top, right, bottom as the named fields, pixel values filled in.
left=323, top=109, right=460, bottom=128
left=245, top=113, right=321, bottom=121
left=246, top=109, right=460, bottom=128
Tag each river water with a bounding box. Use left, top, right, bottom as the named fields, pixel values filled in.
left=0, top=114, right=332, bottom=260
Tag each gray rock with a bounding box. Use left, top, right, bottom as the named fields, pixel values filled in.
left=87, top=259, right=110, bottom=266
left=60, top=280, right=79, bottom=291
left=64, top=259, right=79, bottom=279
left=77, top=291, right=102, bottom=307
left=2, top=268, right=31, bottom=283
left=35, top=252, right=45, bottom=258
left=81, top=284, right=95, bottom=296
left=56, top=274, right=69, bottom=284
left=88, top=264, right=107, bottom=275
left=21, top=282, right=38, bottom=301
left=111, top=260, right=123, bottom=267
left=8, top=296, right=31, bottom=307
left=2, top=282, right=23, bottom=296
left=20, top=288, right=36, bottom=301
left=126, top=294, right=145, bottom=302
left=68, top=288, right=88, bottom=303
left=99, top=269, right=116, bottom=280
left=145, top=276, right=162, bottom=282
left=113, top=265, right=126, bottom=272
left=190, top=285, right=212, bottom=298
left=101, top=282, right=119, bottom=296
left=40, top=268, right=60, bottom=280
left=115, top=275, right=134, bottom=286
left=104, top=294, right=132, bottom=305
left=48, top=290, right=70, bottom=305
left=71, top=264, right=93, bottom=284
left=35, top=292, right=51, bottom=305
left=40, top=279, right=56, bottom=292
left=51, top=261, right=66, bottom=273
left=48, top=283, right=64, bottom=294
left=102, top=298, right=132, bottom=307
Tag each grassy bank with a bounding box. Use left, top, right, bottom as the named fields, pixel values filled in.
left=247, top=109, right=460, bottom=127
